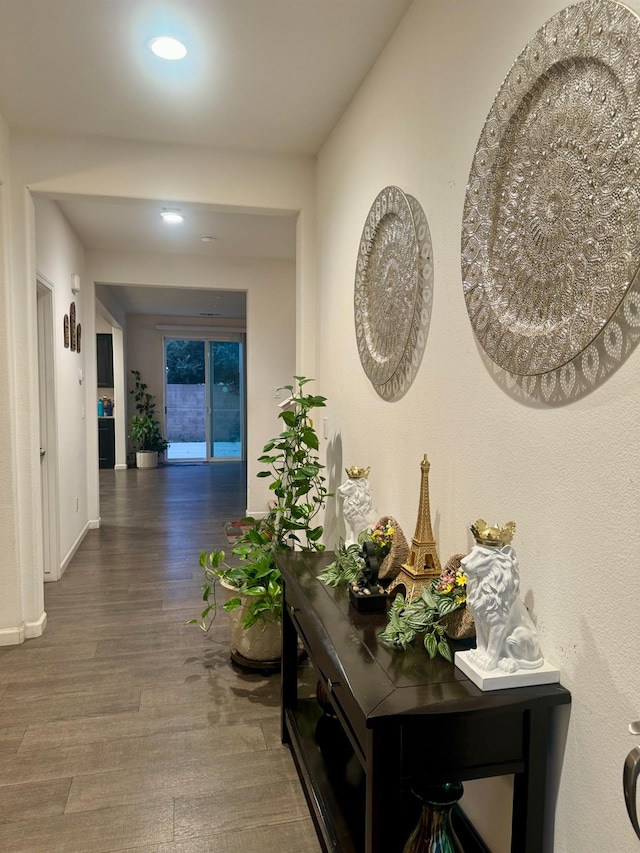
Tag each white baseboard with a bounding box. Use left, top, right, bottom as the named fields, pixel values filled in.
left=25, top=611, right=47, bottom=639
left=0, top=625, right=26, bottom=646
left=114, top=464, right=128, bottom=471
left=246, top=509, right=268, bottom=519
left=88, top=518, right=101, bottom=529
left=59, top=520, right=91, bottom=577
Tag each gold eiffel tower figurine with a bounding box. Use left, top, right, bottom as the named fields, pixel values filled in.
left=387, top=455, right=442, bottom=603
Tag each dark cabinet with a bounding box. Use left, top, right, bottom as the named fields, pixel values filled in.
left=98, top=417, right=115, bottom=469
left=277, top=551, right=571, bottom=853
left=97, top=333, right=114, bottom=387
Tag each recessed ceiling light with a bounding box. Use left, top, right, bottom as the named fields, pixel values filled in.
left=161, top=209, right=184, bottom=224
left=200, top=235, right=216, bottom=243
left=149, top=36, right=187, bottom=60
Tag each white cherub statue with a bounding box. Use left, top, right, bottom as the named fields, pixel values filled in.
left=461, top=520, right=543, bottom=674
left=338, top=466, right=374, bottom=546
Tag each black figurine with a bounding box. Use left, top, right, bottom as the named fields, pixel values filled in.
left=348, top=541, right=388, bottom=612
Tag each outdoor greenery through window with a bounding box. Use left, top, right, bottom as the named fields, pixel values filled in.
left=165, top=338, right=243, bottom=461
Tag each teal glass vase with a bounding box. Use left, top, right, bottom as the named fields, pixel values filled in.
left=403, top=782, right=464, bottom=853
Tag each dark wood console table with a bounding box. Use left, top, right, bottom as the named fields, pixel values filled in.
left=278, top=551, right=571, bottom=853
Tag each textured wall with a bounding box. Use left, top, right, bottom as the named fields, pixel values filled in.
left=315, top=1, right=640, bottom=850
left=34, top=197, right=89, bottom=568
left=0, top=110, right=23, bottom=639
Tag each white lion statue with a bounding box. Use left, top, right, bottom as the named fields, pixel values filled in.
left=462, top=543, right=543, bottom=674
left=338, top=467, right=373, bottom=546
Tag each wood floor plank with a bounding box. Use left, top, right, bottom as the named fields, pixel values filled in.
left=0, top=689, right=140, bottom=727
left=0, top=645, right=219, bottom=687
left=64, top=747, right=298, bottom=814
left=118, top=819, right=322, bottom=853
left=2, top=653, right=221, bottom=701
left=0, top=642, right=98, bottom=664
left=174, top=778, right=311, bottom=838
left=0, top=799, right=173, bottom=852
left=0, top=725, right=26, bottom=757
left=20, top=706, right=220, bottom=752
left=0, top=777, right=72, bottom=824
left=2, top=723, right=267, bottom=786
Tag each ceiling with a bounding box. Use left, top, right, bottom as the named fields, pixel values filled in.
left=0, top=0, right=411, bottom=316
left=95, top=284, right=246, bottom=319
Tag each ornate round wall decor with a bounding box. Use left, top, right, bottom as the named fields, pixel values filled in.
left=461, top=0, right=640, bottom=376
left=354, top=186, right=433, bottom=401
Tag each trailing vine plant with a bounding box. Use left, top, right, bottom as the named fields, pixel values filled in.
left=190, top=376, right=330, bottom=632
left=379, top=563, right=468, bottom=662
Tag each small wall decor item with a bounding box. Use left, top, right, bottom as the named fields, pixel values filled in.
left=354, top=185, right=433, bottom=401
left=69, top=301, right=76, bottom=352
left=461, top=0, right=640, bottom=377
left=386, top=455, right=442, bottom=603
left=455, top=520, right=560, bottom=690
left=76, top=323, right=82, bottom=353
left=63, top=314, right=69, bottom=348
left=338, top=465, right=373, bottom=546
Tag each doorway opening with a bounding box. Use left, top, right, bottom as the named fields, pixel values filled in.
left=164, top=335, right=245, bottom=462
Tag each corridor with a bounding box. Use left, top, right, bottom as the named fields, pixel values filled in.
left=0, top=464, right=320, bottom=852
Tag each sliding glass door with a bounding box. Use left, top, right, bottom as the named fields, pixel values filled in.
left=165, top=336, right=244, bottom=462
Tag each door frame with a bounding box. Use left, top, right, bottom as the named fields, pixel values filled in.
left=36, top=275, right=60, bottom=581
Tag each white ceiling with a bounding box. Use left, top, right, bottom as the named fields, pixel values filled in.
left=57, top=197, right=298, bottom=259
left=0, top=0, right=411, bottom=317
left=95, top=283, right=247, bottom=319
left=0, top=0, right=410, bottom=154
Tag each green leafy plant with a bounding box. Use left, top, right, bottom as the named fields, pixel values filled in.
left=379, top=566, right=468, bottom=662
left=193, top=520, right=282, bottom=630
left=318, top=540, right=366, bottom=588
left=258, top=376, right=330, bottom=549
left=129, top=369, right=169, bottom=453
left=191, top=376, right=330, bottom=632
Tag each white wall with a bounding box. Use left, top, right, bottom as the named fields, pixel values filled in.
left=315, top=1, right=640, bottom=850
left=0, top=109, right=30, bottom=643
left=88, top=248, right=296, bottom=514
left=34, top=197, right=91, bottom=573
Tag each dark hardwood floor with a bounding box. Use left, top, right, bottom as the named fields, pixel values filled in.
left=0, top=464, right=321, bottom=853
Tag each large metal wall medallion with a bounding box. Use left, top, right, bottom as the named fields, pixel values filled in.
left=354, top=186, right=433, bottom=401
left=461, top=0, right=640, bottom=376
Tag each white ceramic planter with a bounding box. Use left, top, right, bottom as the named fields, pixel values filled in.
left=221, top=580, right=282, bottom=662
left=136, top=450, right=158, bottom=469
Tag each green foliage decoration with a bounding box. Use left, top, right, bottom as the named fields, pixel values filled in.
left=317, top=541, right=365, bottom=588
left=190, top=376, right=330, bottom=632
left=379, top=581, right=464, bottom=663
left=129, top=369, right=169, bottom=453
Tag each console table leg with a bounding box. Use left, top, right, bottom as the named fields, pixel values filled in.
left=366, top=726, right=402, bottom=853
left=281, top=594, right=297, bottom=745
left=512, top=707, right=551, bottom=853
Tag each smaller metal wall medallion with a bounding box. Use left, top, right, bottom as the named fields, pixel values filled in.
left=354, top=186, right=433, bottom=401
left=461, top=0, right=640, bottom=377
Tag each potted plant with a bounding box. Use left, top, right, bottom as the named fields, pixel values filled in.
left=129, top=369, right=169, bottom=469
left=191, top=376, right=330, bottom=668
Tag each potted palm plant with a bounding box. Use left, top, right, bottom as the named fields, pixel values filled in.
left=191, top=376, right=330, bottom=669
left=129, top=369, right=169, bottom=468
